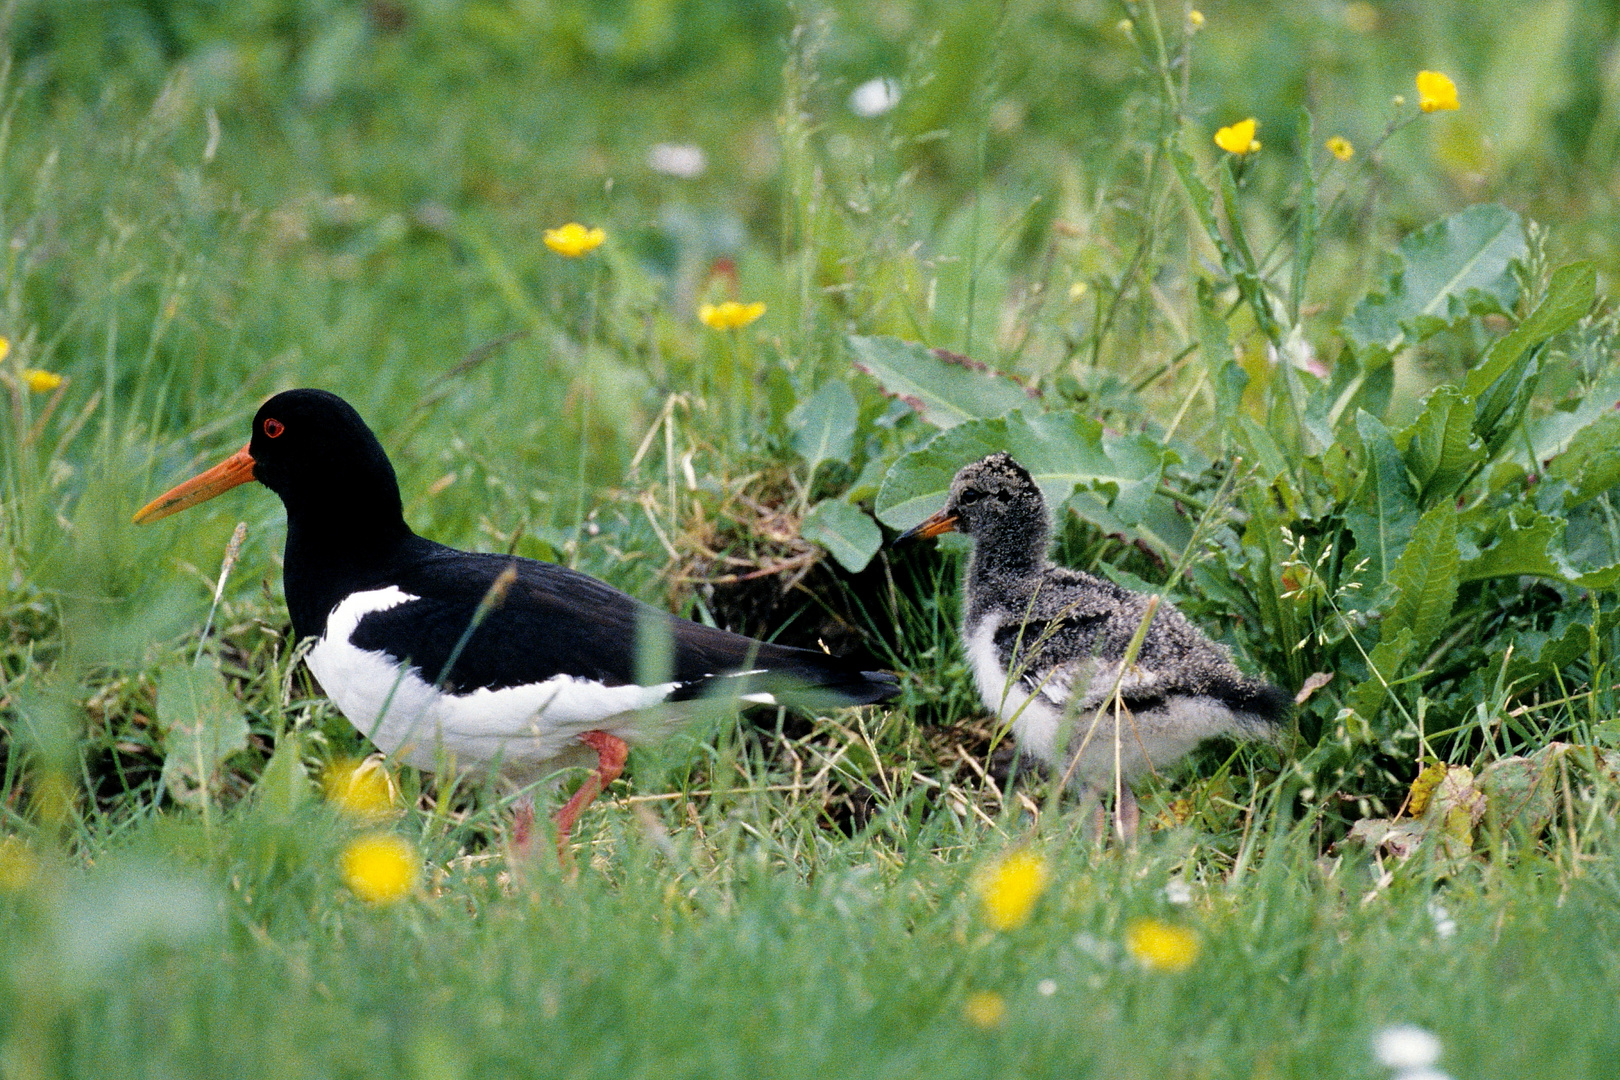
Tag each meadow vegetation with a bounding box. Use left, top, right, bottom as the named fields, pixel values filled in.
left=3, top=1, right=1620, bottom=1076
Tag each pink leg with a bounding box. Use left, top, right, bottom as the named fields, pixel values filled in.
left=511, top=793, right=536, bottom=855
left=1114, top=786, right=1140, bottom=846
left=553, top=731, right=629, bottom=864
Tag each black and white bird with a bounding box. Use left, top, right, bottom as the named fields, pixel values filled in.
left=135, top=389, right=899, bottom=855
left=897, top=452, right=1287, bottom=838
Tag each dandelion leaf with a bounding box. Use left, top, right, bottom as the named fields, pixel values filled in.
left=1457, top=510, right=1565, bottom=583
left=1398, top=385, right=1482, bottom=508
left=848, top=335, right=1034, bottom=429
left=158, top=660, right=249, bottom=808
left=1345, top=411, right=1419, bottom=591
left=1347, top=626, right=1413, bottom=722
left=1465, top=261, right=1595, bottom=398
left=1384, top=502, right=1459, bottom=659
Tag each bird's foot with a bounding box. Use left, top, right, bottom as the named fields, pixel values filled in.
left=553, top=730, right=630, bottom=870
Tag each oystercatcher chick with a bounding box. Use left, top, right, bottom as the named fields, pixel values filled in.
left=896, top=452, right=1286, bottom=840
left=135, top=389, right=899, bottom=858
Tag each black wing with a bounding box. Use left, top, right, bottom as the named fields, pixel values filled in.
left=348, top=544, right=898, bottom=705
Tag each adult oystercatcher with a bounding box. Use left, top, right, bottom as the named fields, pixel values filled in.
left=135, top=389, right=899, bottom=856
left=896, top=452, right=1287, bottom=839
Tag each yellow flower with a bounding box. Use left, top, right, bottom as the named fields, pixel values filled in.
left=23, top=369, right=63, bottom=393
left=1214, top=118, right=1260, bottom=155
left=340, top=833, right=419, bottom=904
left=0, top=335, right=10, bottom=362
left=975, top=850, right=1050, bottom=931
left=543, top=222, right=606, bottom=257
left=1124, top=917, right=1201, bottom=972
left=0, top=836, right=38, bottom=891
left=1416, top=71, right=1459, bottom=113
left=1187, top=9, right=1205, bottom=27
left=962, top=991, right=1006, bottom=1029
left=323, top=757, right=398, bottom=820
left=1325, top=136, right=1355, bottom=161
left=697, top=300, right=767, bottom=331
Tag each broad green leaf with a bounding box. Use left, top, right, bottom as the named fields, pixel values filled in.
left=801, top=499, right=882, bottom=573
left=1547, top=412, right=1620, bottom=506
left=875, top=411, right=1167, bottom=539
left=1384, top=501, right=1460, bottom=658
left=1472, top=348, right=1542, bottom=460
left=787, top=380, right=858, bottom=473
left=158, top=660, right=249, bottom=808
left=1348, top=627, right=1414, bottom=721
left=256, top=729, right=310, bottom=816
left=1457, top=510, right=1565, bottom=583
left=1463, top=261, right=1596, bottom=397
left=847, top=335, right=1033, bottom=429
left=1399, top=385, right=1481, bottom=507
left=1343, top=204, right=1525, bottom=364
left=1526, top=364, right=1620, bottom=467
left=1345, top=411, right=1419, bottom=589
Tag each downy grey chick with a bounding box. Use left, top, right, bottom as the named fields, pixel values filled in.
left=898, top=452, right=1288, bottom=838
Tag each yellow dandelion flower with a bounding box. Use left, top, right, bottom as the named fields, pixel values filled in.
left=543, top=222, right=606, bottom=257
left=1416, top=71, right=1459, bottom=113
left=1214, top=118, right=1260, bottom=155
left=697, top=300, right=767, bottom=331
left=1325, top=136, right=1355, bottom=161
left=1187, top=9, right=1205, bottom=28
left=23, top=369, right=63, bottom=393
left=323, top=757, right=398, bottom=820
left=1124, top=917, right=1201, bottom=972
left=975, top=850, right=1050, bottom=932
left=0, top=836, right=39, bottom=891
left=0, top=335, right=10, bottom=362
left=340, top=833, right=419, bottom=904
left=962, top=991, right=1006, bottom=1029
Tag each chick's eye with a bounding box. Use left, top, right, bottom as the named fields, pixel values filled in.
left=263, top=418, right=285, bottom=438
left=958, top=489, right=983, bottom=505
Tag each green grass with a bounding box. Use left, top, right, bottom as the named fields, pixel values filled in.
left=5, top=2, right=1620, bottom=1076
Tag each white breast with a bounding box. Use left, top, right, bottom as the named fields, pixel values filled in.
left=305, top=586, right=680, bottom=783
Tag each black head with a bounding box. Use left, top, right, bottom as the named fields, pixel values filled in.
left=894, top=452, right=1050, bottom=567
left=943, top=452, right=1047, bottom=543
left=247, top=389, right=399, bottom=515
left=134, top=388, right=406, bottom=536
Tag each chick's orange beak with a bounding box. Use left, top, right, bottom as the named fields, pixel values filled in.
left=132, top=444, right=256, bottom=524
left=894, top=509, right=960, bottom=544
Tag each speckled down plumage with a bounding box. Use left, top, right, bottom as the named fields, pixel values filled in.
left=921, top=452, right=1288, bottom=792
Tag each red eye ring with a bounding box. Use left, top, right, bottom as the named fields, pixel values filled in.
left=263, top=418, right=285, bottom=438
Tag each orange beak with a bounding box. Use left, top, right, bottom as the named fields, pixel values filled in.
left=132, top=444, right=257, bottom=524
left=893, top=509, right=960, bottom=544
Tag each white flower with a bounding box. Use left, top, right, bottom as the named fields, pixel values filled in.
left=1375, top=1025, right=1443, bottom=1069
left=1428, top=900, right=1457, bottom=939
left=1163, top=879, right=1193, bottom=905
left=647, top=143, right=707, bottom=178
left=1036, top=978, right=1057, bottom=996
left=849, top=78, right=900, bottom=118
